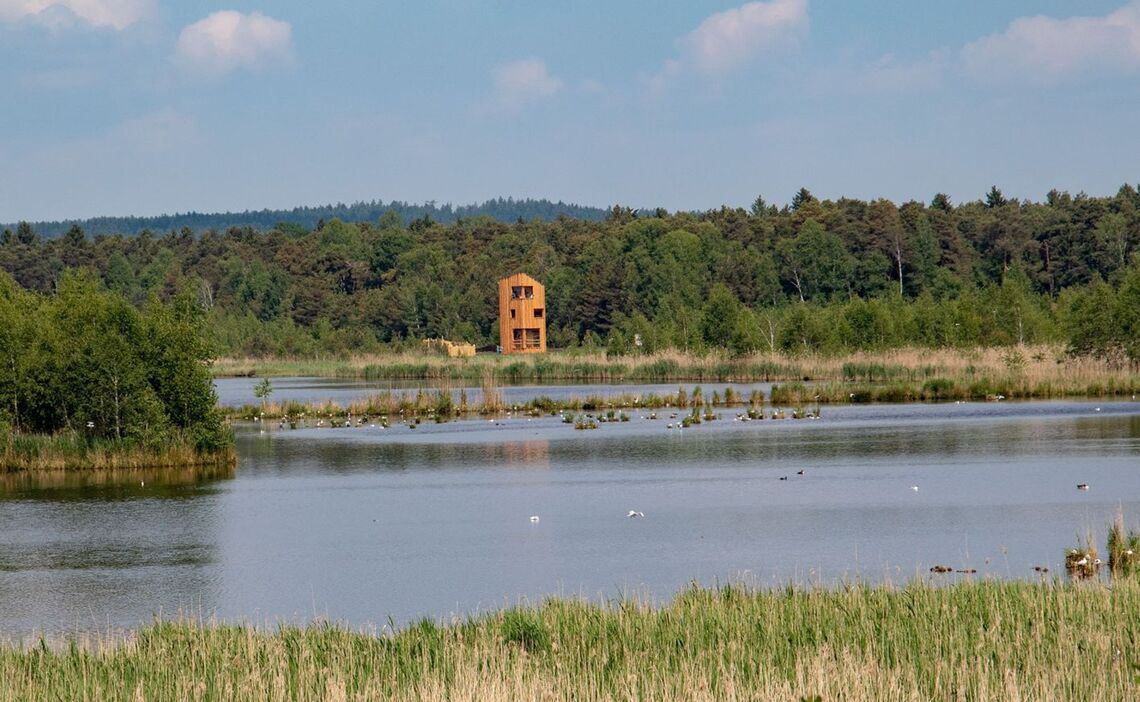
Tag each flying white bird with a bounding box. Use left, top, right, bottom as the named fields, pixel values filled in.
left=627, top=510, right=644, bottom=518
left=529, top=515, right=540, bottom=523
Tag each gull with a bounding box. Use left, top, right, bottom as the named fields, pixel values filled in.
left=627, top=510, right=644, bottom=518
left=911, top=486, right=919, bottom=492
left=529, top=515, right=540, bottom=523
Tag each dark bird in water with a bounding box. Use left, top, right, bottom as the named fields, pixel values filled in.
left=1033, top=566, right=1049, bottom=573
left=796, top=469, right=805, bottom=475
left=1077, top=483, right=1090, bottom=491
left=779, top=476, right=788, bottom=481
left=930, top=565, right=952, bottom=574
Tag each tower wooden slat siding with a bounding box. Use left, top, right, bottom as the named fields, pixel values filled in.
left=498, top=273, right=547, bottom=353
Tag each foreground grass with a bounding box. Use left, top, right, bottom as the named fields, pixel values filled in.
left=4, top=580, right=1138, bottom=701
left=0, top=433, right=236, bottom=473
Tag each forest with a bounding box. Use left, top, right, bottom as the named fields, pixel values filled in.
left=1, top=186, right=1138, bottom=364
left=8, top=197, right=608, bottom=238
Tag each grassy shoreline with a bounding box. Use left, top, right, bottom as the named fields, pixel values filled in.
left=3, top=580, right=1137, bottom=701
left=0, top=433, right=237, bottom=474
left=213, top=345, right=1135, bottom=382
left=224, top=377, right=1140, bottom=423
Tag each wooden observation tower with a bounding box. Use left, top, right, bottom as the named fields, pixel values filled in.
left=498, top=273, right=546, bottom=353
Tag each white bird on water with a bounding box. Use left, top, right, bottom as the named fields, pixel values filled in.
left=1075, top=556, right=1089, bottom=566
left=911, top=486, right=919, bottom=492
left=529, top=515, right=540, bottom=523
left=627, top=510, right=644, bottom=518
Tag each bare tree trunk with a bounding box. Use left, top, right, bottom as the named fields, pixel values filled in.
left=111, top=376, right=122, bottom=440
left=1044, top=241, right=1054, bottom=297
left=792, top=269, right=804, bottom=303
left=894, top=240, right=904, bottom=297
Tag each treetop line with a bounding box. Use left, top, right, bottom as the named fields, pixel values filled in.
left=1, top=185, right=1138, bottom=361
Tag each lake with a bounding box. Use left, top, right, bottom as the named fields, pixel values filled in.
left=1, top=386, right=1138, bottom=640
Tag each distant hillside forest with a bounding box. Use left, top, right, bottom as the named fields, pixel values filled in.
left=2, top=186, right=1138, bottom=362
left=9, top=198, right=609, bottom=238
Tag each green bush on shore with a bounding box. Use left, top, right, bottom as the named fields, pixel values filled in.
left=0, top=270, right=233, bottom=470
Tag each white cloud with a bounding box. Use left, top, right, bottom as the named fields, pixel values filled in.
left=682, top=0, right=808, bottom=75
left=0, top=0, right=153, bottom=30
left=491, top=58, right=563, bottom=112
left=962, top=2, right=1140, bottom=81
left=175, top=10, right=293, bottom=77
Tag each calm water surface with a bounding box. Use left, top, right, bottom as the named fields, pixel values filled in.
left=1, top=395, right=1138, bottom=639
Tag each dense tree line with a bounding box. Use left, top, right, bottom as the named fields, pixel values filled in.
left=8, top=197, right=608, bottom=238
left=0, top=271, right=229, bottom=447
left=1, top=186, right=1138, bottom=363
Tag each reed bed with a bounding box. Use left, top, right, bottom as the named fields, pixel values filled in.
left=0, top=433, right=236, bottom=474
left=214, top=346, right=1140, bottom=396
left=2, top=580, right=1137, bottom=701
left=226, top=367, right=1137, bottom=423
left=227, top=385, right=753, bottom=422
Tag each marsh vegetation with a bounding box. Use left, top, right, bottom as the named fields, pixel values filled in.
left=2, top=580, right=1137, bottom=701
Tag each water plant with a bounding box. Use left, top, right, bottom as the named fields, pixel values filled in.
left=573, top=416, right=598, bottom=430
left=1065, top=532, right=1101, bottom=580
left=1108, top=511, right=1140, bottom=578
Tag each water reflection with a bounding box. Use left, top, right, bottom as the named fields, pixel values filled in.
left=498, top=440, right=551, bottom=470
left=0, top=467, right=230, bottom=637
left=0, top=465, right=234, bottom=501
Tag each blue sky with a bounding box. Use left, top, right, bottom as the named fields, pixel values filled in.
left=2, top=0, right=1138, bottom=221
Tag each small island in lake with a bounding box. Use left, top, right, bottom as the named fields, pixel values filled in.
left=0, top=270, right=233, bottom=473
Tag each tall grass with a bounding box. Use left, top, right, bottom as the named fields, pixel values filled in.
left=2, top=580, right=1137, bottom=701
left=213, top=346, right=1140, bottom=400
